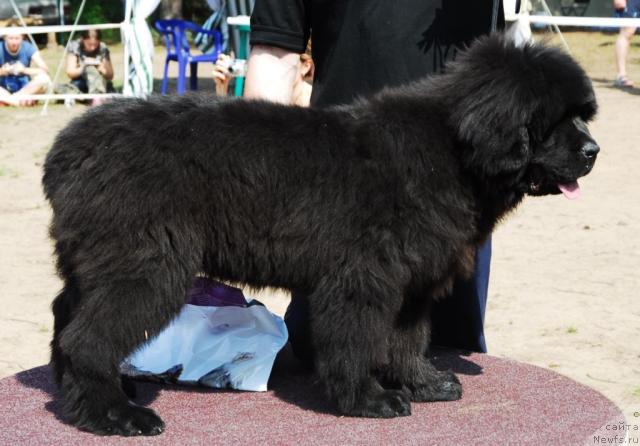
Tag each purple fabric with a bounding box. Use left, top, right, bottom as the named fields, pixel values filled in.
left=185, top=277, right=247, bottom=307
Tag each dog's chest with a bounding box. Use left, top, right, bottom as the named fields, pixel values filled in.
left=429, top=243, right=477, bottom=301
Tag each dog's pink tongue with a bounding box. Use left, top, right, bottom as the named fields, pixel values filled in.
left=558, top=181, right=581, bottom=200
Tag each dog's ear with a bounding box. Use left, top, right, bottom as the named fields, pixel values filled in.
left=457, top=109, right=532, bottom=178
left=481, top=126, right=531, bottom=176
left=436, top=35, right=536, bottom=178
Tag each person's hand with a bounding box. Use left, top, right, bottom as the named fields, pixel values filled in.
left=614, top=0, right=627, bottom=10
left=97, top=59, right=107, bottom=76
left=0, top=63, right=10, bottom=76
left=10, top=62, right=25, bottom=75
left=213, top=54, right=232, bottom=96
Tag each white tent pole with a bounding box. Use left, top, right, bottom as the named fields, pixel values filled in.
left=121, top=24, right=131, bottom=96
left=0, top=23, right=125, bottom=34
left=41, top=0, right=88, bottom=115
left=123, top=0, right=133, bottom=96
left=125, top=0, right=134, bottom=32
left=539, top=0, right=571, bottom=52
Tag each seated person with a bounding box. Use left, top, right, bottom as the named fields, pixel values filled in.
left=64, top=29, right=114, bottom=101
left=0, top=27, right=51, bottom=106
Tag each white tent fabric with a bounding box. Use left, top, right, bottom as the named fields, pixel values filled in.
left=206, top=0, right=223, bottom=11
left=123, top=0, right=162, bottom=95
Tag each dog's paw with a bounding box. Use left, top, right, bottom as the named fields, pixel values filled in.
left=408, top=370, right=462, bottom=402
left=78, top=402, right=165, bottom=436
left=105, top=403, right=165, bottom=436
left=348, top=389, right=412, bottom=418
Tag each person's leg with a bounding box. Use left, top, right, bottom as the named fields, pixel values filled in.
left=68, top=76, right=93, bottom=105
left=70, top=77, right=88, bottom=93
left=85, top=66, right=107, bottom=93
left=284, top=291, right=315, bottom=369
left=0, top=76, right=31, bottom=106
left=84, top=66, right=108, bottom=106
left=430, top=237, right=491, bottom=353
left=14, top=73, right=51, bottom=106
left=0, top=85, right=20, bottom=106
left=615, top=26, right=636, bottom=86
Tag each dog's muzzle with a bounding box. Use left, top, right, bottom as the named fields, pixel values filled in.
left=581, top=141, right=599, bottom=159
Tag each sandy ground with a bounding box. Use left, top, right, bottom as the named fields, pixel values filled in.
left=0, top=32, right=639, bottom=435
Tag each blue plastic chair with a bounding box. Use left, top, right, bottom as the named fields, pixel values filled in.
left=155, top=19, right=223, bottom=95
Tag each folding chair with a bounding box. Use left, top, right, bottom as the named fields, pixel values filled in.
left=155, top=19, right=223, bottom=95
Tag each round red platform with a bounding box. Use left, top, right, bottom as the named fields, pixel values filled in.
left=0, top=349, right=624, bottom=445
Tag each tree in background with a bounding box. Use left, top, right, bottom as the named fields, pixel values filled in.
left=68, top=0, right=211, bottom=23
left=161, top=0, right=182, bottom=19
left=65, top=0, right=211, bottom=42
left=162, top=0, right=212, bottom=23
left=69, top=0, right=123, bottom=41
left=183, top=0, right=211, bottom=23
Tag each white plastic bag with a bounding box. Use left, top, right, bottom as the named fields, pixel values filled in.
left=121, top=279, right=288, bottom=392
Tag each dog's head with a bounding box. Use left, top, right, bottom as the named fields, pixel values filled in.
left=525, top=108, right=598, bottom=199
left=436, top=34, right=598, bottom=199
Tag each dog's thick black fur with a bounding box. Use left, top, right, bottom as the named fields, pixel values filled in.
left=43, top=35, right=598, bottom=436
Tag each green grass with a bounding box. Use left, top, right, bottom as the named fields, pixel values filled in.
left=533, top=30, right=640, bottom=83
left=0, top=166, right=10, bottom=177
left=0, top=165, right=20, bottom=179
left=566, top=326, right=578, bottom=334
left=633, top=387, right=640, bottom=398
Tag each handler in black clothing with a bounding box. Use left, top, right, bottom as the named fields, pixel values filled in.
left=245, top=0, right=504, bottom=360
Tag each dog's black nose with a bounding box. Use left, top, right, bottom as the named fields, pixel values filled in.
left=581, top=142, right=600, bottom=158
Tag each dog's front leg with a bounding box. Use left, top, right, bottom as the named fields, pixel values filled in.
left=388, top=351, right=463, bottom=403
left=385, top=302, right=462, bottom=402
left=307, top=276, right=411, bottom=418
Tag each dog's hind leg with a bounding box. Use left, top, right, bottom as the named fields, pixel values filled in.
left=51, top=279, right=80, bottom=384
left=50, top=276, right=81, bottom=385
left=50, top=240, right=84, bottom=386
left=52, top=283, right=138, bottom=398
left=308, top=275, right=412, bottom=418
left=50, top=242, right=136, bottom=398
left=56, top=255, right=197, bottom=436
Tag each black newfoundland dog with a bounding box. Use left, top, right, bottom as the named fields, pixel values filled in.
left=43, top=35, right=598, bottom=436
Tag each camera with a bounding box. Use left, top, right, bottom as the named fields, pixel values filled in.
left=219, top=57, right=247, bottom=78
left=82, top=55, right=102, bottom=66
left=8, top=63, right=22, bottom=76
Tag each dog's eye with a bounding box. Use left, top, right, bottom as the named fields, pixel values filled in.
left=576, top=101, right=597, bottom=122
left=540, top=116, right=566, bottom=142
left=542, top=101, right=597, bottom=142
